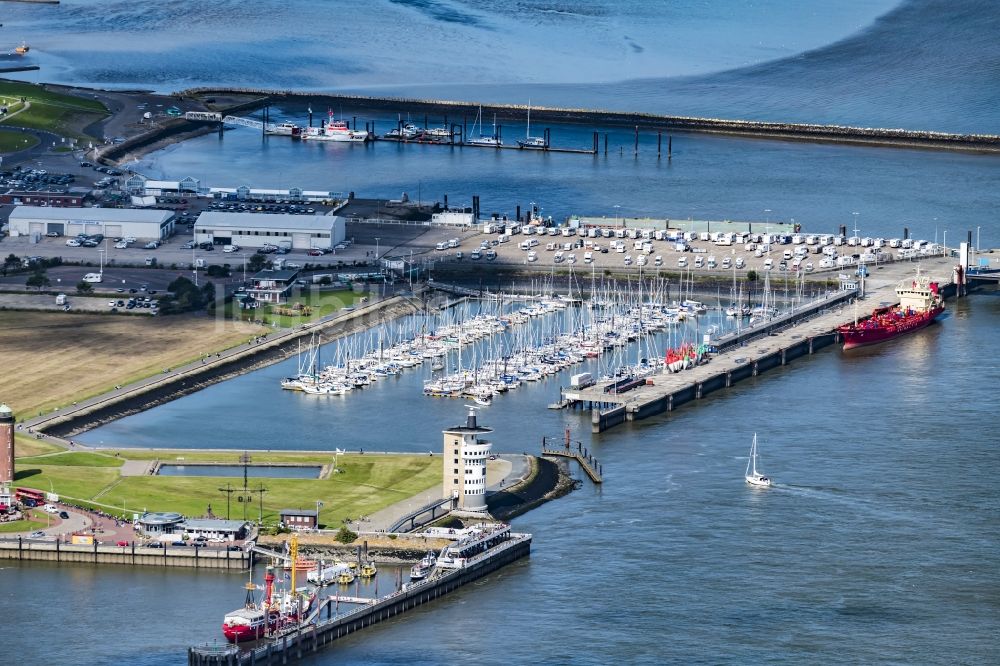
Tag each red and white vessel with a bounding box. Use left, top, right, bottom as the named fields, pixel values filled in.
left=837, top=269, right=944, bottom=350
left=222, top=565, right=318, bottom=643
left=223, top=568, right=279, bottom=643
left=301, top=111, right=369, bottom=142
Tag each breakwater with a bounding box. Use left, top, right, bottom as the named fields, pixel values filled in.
left=98, top=96, right=269, bottom=164
left=178, top=88, right=1000, bottom=153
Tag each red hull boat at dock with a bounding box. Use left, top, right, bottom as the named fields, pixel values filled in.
left=837, top=270, right=944, bottom=350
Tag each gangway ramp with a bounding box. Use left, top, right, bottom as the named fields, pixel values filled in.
left=183, top=111, right=277, bottom=132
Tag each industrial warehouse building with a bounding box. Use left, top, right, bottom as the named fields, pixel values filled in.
left=6, top=206, right=176, bottom=241
left=193, top=212, right=346, bottom=250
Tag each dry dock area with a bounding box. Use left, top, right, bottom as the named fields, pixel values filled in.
left=562, top=257, right=958, bottom=432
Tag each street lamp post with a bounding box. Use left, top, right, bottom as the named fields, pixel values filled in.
left=241, top=253, right=247, bottom=283
left=374, top=237, right=380, bottom=264
left=943, top=230, right=947, bottom=257
left=614, top=204, right=621, bottom=227
left=976, top=226, right=981, bottom=252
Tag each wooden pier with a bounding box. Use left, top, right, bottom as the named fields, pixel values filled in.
left=561, top=257, right=958, bottom=432
left=541, top=431, right=602, bottom=483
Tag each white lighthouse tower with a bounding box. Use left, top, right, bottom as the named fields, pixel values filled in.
left=442, top=406, right=493, bottom=513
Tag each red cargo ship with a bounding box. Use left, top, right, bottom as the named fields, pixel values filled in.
left=838, top=270, right=944, bottom=350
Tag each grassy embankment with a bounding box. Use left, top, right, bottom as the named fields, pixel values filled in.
left=0, top=309, right=266, bottom=419
left=0, top=129, right=39, bottom=152
left=13, top=446, right=442, bottom=527
left=0, top=80, right=109, bottom=141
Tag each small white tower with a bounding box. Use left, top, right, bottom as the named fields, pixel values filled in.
left=442, top=406, right=493, bottom=513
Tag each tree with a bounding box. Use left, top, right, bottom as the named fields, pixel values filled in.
left=201, top=281, right=216, bottom=305
left=206, top=264, right=230, bottom=278
left=75, top=280, right=94, bottom=294
left=25, top=271, right=50, bottom=290
left=746, top=270, right=759, bottom=283
left=3, top=253, right=19, bottom=277
left=247, top=254, right=267, bottom=273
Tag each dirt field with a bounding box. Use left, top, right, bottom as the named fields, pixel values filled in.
left=0, top=310, right=264, bottom=418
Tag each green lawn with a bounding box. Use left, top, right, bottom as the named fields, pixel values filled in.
left=10, top=452, right=442, bottom=526
left=0, top=81, right=109, bottom=139
left=0, top=517, right=46, bottom=533
left=0, top=129, right=38, bottom=153
left=16, top=451, right=124, bottom=468
left=232, top=289, right=368, bottom=328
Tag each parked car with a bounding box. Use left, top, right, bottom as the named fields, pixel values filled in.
left=29, top=531, right=45, bottom=538
left=59, top=511, right=69, bottom=519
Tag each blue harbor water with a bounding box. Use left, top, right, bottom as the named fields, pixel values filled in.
left=2, top=1, right=1000, bottom=664
left=156, top=465, right=322, bottom=479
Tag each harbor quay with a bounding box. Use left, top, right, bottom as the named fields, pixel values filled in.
left=555, top=256, right=961, bottom=432
left=190, top=524, right=532, bottom=666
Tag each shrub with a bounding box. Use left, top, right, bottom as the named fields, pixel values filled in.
left=335, top=526, right=358, bottom=544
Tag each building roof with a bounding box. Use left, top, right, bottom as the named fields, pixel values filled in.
left=279, top=509, right=318, bottom=517
left=182, top=518, right=249, bottom=532
left=138, top=511, right=185, bottom=525
left=195, top=211, right=337, bottom=232
left=252, top=269, right=299, bottom=282
left=9, top=205, right=174, bottom=224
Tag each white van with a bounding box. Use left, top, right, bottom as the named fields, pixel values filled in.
left=636, top=255, right=647, bottom=266
left=623, top=255, right=633, bottom=266
left=694, top=256, right=705, bottom=268
left=782, top=249, right=793, bottom=260
left=654, top=255, right=663, bottom=266
left=763, top=258, right=774, bottom=270
left=83, top=272, right=103, bottom=283
left=435, top=241, right=447, bottom=251
left=678, top=256, right=689, bottom=268
left=527, top=251, right=537, bottom=262
left=448, top=238, right=459, bottom=248
left=545, top=242, right=557, bottom=251
left=553, top=251, right=565, bottom=263
left=584, top=251, right=594, bottom=263
left=735, top=257, right=746, bottom=269
left=794, top=246, right=809, bottom=258
left=519, top=240, right=531, bottom=251
left=706, top=256, right=717, bottom=268
left=819, top=257, right=836, bottom=269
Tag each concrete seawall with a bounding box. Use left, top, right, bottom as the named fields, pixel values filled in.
left=178, top=88, right=1000, bottom=153
left=0, top=539, right=250, bottom=569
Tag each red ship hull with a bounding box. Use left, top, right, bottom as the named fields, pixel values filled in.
left=838, top=305, right=944, bottom=350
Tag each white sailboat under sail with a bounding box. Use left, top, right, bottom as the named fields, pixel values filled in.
left=745, top=433, right=771, bottom=487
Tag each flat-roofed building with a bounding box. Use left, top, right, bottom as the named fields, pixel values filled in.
left=7, top=205, right=175, bottom=240
left=194, top=212, right=345, bottom=250
left=247, top=269, right=300, bottom=304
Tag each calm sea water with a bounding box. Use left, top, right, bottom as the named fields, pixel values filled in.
left=6, top=296, right=1000, bottom=664
left=3, top=2, right=1000, bottom=664
left=5, top=1, right=1000, bottom=132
